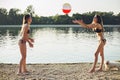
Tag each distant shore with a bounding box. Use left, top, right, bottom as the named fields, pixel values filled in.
left=0, top=24, right=120, bottom=28
left=0, top=63, right=120, bottom=80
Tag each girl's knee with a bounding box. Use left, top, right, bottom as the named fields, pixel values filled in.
left=100, top=53, right=104, bottom=57
left=94, top=53, right=99, bottom=57
left=21, top=56, right=26, bottom=60
left=100, top=53, right=102, bottom=56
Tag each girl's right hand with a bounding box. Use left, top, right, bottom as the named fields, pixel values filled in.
left=29, top=42, right=34, bottom=48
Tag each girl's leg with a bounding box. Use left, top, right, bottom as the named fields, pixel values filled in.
left=21, top=44, right=27, bottom=72
left=18, top=43, right=23, bottom=73
left=89, top=49, right=99, bottom=72
left=19, top=42, right=27, bottom=73
left=97, top=47, right=104, bottom=71
left=98, top=40, right=106, bottom=71
left=89, top=41, right=103, bottom=73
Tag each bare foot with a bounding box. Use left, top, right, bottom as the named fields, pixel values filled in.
left=17, top=71, right=30, bottom=76
left=23, top=71, right=30, bottom=75
left=88, top=69, right=95, bottom=73
left=17, top=72, right=24, bottom=76
left=97, top=68, right=103, bottom=72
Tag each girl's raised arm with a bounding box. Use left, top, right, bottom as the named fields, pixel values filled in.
left=73, top=20, right=95, bottom=29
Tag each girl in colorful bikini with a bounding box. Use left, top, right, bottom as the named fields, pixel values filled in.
left=18, top=14, right=34, bottom=75
left=73, top=14, right=106, bottom=73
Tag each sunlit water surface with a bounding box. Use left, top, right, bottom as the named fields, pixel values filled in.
left=0, top=25, right=120, bottom=63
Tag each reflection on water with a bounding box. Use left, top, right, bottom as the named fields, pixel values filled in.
left=0, top=25, right=120, bottom=63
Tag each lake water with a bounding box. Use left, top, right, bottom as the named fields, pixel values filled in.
left=0, top=25, right=120, bottom=63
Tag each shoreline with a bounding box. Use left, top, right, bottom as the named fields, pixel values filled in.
left=0, top=24, right=120, bottom=28
left=0, top=63, right=120, bottom=80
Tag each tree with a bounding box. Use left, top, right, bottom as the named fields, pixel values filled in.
left=53, top=14, right=72, bottom=24
left=0, top=8, right=8, bottom=24
left=72, top=13, right=83, bottom=20
left=0, top=6, right=120, bottom=25
left=116, top=12, right=120, bottom=24
left=0, top=8, right=7, bottom=15
left=24, top=5, right=35, bottom=16
left=8, top=8, right=21, bottom=24
left=9, top=8, right=20, bottom=16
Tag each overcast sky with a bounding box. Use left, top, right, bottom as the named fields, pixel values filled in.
left=0, top=0, right=120, bottom=16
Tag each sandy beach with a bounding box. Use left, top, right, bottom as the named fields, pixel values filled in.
left=0, top=63, right=120, bottom=80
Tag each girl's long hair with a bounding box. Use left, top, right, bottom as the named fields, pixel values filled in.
left=22, top=14, right=31, bottom=24
left=20, top=14, right=31, bottom=36
left=94, top=14, right=104, bottom=31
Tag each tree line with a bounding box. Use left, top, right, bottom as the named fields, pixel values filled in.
left=0, top=5, right=120, bottom=25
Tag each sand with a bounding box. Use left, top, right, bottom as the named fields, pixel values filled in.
left=0, top=63, right=120, bottom=80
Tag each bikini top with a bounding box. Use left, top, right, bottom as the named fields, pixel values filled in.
left=27, top=29, right=30, bottom=34
left=93, top=28, right=103, bottom=33
left=23, top=24, right=30, bottom=34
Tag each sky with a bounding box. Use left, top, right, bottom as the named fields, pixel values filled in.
left=0, top=0, right=120, bottom=16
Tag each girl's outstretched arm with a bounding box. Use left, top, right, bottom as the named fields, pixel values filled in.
left=73, top=20, right=95, bottom=28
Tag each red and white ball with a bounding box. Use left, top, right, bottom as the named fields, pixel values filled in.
left=62, top=3, right=71, bottom=14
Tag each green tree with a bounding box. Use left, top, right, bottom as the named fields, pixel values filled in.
left=0, top=8, right=7, bottom=15
left=0, top=8, right=8, bottom=25
left=9, top=8, right=20, bottom=16
left=72, top=13, right=83, bottom=20
left=53, top=14, right=72, bottom=24
left=24, top=5, right=35, bottom=16
left=0, top=6, right=120, bottom=25
left=8, top=8, right=21, bottom=24
left=117, top=12, right=120, bottom=16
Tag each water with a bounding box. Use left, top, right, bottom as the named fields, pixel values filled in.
left=0, top=25, right=120, bottom=63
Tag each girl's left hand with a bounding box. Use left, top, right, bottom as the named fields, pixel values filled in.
left=29, top=38, right=34, bottom=43
left=29, top=42, right=34, bottom=48
left=72, top=20, right=83, bottom=24
left=30, top=39, right=34, bottom=43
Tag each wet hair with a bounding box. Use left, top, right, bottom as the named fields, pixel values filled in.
left=94, top=14, right=104, bottom=30
left=22, top=14, right=31, bottom=24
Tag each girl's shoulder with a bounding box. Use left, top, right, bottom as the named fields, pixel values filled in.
left=92, top=23, right=101, bottom=28
left=92, top=23, right=100, bottom=26
left=24, top=24, right=29, bottom=27
left=22, top=24, right=29, bottom=29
